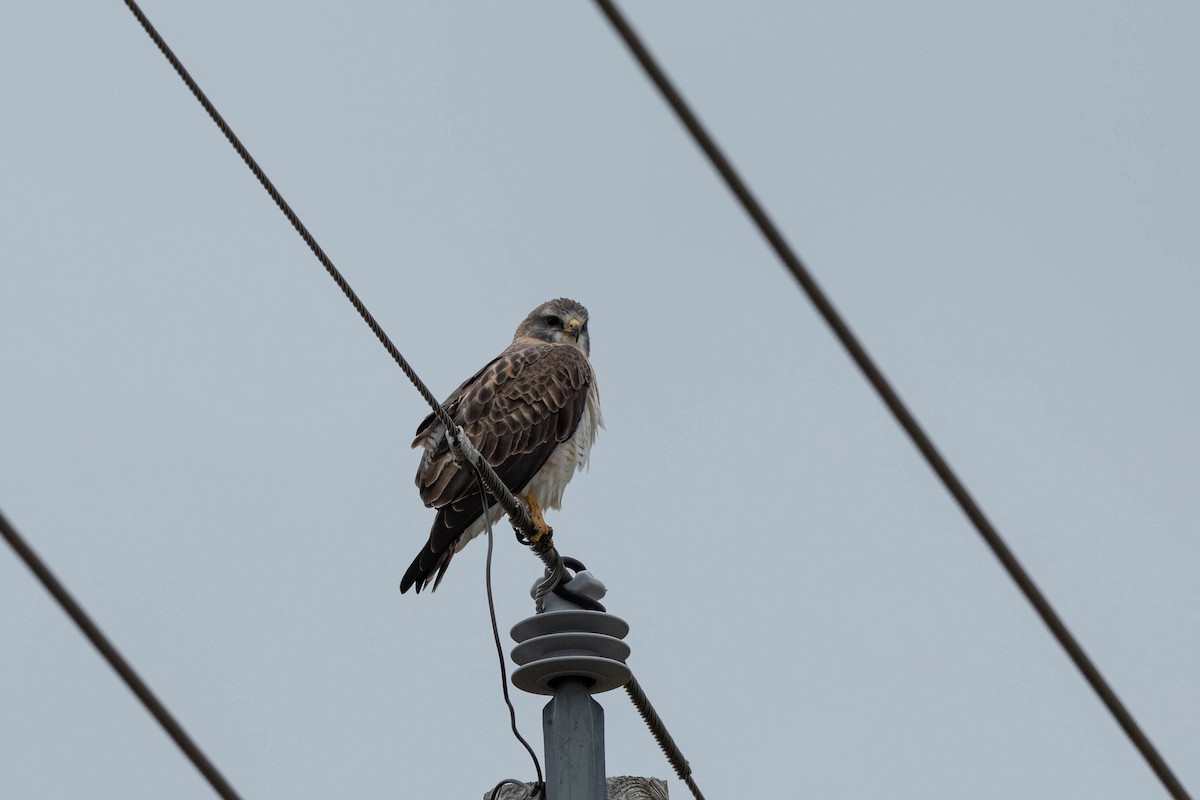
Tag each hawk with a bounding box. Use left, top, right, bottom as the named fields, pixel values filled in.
left=400, top=298, right=603, bottom=593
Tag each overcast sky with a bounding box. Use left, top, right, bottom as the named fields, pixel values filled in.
left=3, top=2, right=1198, bottom=798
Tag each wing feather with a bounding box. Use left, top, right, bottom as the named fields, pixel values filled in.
left=400, top=340, right=592, bottom=593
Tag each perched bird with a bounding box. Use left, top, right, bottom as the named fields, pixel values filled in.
left=401, top=298, right=603, bottom=593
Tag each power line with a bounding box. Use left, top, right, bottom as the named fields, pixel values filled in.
left=588, top=2, right=1191, bottom=798
left=625, top=676, right=705, bottom=800
left=0, top=508, right=245, bottom=800
left=120, top=0, right=568, bottom=599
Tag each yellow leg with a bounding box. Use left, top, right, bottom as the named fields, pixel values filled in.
left=523, top=492, right=553, bottom=543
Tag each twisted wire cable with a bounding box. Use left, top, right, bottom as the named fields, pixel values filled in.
left=624, top=675, right=705, bottom=800
left=122, top=0, right=565, bottom=588
left=591, top=1, right=1191, bottom=797
left=1, top=508, right=246, bottom=800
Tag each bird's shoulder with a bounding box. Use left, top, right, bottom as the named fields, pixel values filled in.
left=412, top=339, right=591, bottom=446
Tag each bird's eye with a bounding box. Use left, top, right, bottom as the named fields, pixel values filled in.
left=544, top=315, right=563, bottom=328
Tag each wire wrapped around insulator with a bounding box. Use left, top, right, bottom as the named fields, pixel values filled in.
left=542, top=557, right=607, bottom=612
left=530, top=537, right=564, bottom=613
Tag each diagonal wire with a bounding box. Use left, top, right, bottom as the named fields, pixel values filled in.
left=122, top=0, right=571, bottom=603
left=625, top=675, right=705, bottom=800
left=120, top=0, right=440, bottom=416
left=118, top=1, right=520, bottom=532
left=589, top=2, right=1191, bottom=798
left=1, top=508, right=245, bottom=800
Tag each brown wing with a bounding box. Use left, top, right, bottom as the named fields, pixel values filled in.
left=400, top=340, right=592, bottom=592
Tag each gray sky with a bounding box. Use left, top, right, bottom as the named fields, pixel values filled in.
left=3, top=2, right=1198, bottom=798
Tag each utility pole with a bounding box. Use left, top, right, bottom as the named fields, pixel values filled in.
left=541, top=677, right=607, bottom=798
left=485, top=568, right=665, bottom=800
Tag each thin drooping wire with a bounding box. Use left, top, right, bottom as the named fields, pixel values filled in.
left=624, top=676, right=705, bottom=800
left=488, top=778, right=538, bottom=800
left=121, top=0, right=558, bottom=574
left=0, top=508, right=245, bottom=800
left=590, top=2, right=1190, bottom=798
left=475, top=471, right=545, bottom=795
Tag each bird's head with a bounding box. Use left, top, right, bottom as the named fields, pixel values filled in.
left=514, top=298, right=592, bottom=356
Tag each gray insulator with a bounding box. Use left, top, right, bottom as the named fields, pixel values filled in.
left=510, top=574, right=632, bottom=696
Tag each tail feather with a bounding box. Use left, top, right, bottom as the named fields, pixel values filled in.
left=399, top=496, right=488, bottom=593
left=400, top=545, right=454, bottom=594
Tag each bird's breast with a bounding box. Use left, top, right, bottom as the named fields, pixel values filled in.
left=527, top=381, right=602, bottom=511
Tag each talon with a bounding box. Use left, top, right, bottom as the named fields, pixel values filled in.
left=523, top=492, right=553, bottom=543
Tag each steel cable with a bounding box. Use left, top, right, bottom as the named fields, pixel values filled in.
left=590, top=1, right=1191, bottom=797
left=122, top=0, right=565, bottom=592
left=624, top=675, right=705, bottom=800
left=1, top=508, right=245, bottom=800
